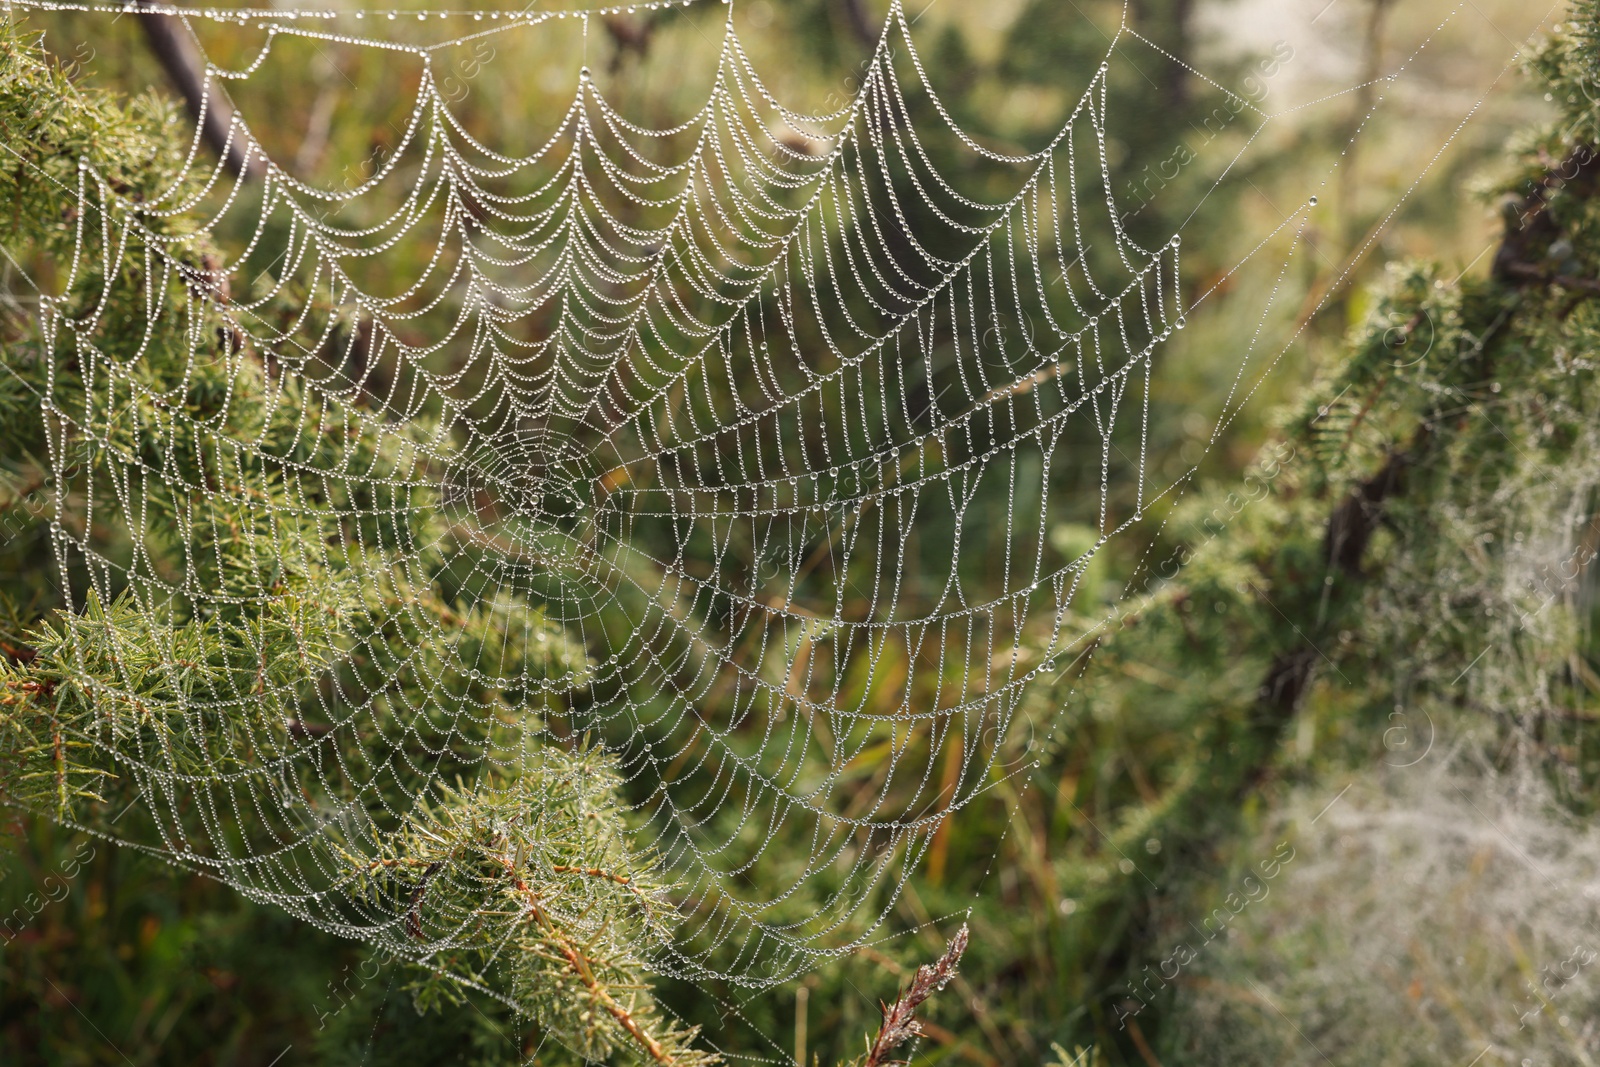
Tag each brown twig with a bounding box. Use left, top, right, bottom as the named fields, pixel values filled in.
left=366, top=856, right=435, bottom=870
left=550, top=863, right=632, bottom=885
left=507, top=871, right=678, bottom=1065
left=134, top=2, right=258, bottom=178
left=550, top=862, right=660, bottom=922
left=1251, top=426, right=1424, bottom=747
left=403, top=860, right=444, bottom=939
left=1493, top=145, right=1600, bottom=285
left=600, top=14, right=657, bottom=73
left=838, top=0, right=878, bottom=50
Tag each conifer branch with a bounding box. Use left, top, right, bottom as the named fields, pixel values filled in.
left=510, top=872, right=677, bottom=1065
left=0, top=31, right=712, bottom=1064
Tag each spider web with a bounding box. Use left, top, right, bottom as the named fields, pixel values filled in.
left=0, top=0, right=1545, bottom=1047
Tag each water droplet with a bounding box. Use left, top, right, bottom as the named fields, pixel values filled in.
left=1309, top=195, right=1319, bottom=206
left=1175, top=317, right=1187, bottom=331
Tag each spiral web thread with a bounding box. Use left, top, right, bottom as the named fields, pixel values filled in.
left=0, top=0, right=1487, bottom=1033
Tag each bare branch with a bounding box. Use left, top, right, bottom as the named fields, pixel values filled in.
left=134, top=2, right=258, bottom=179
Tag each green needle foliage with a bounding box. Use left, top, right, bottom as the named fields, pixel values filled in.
left=0, top=24, right=711, bottom=1066
left=353, top=755, right=715, bottom=1067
